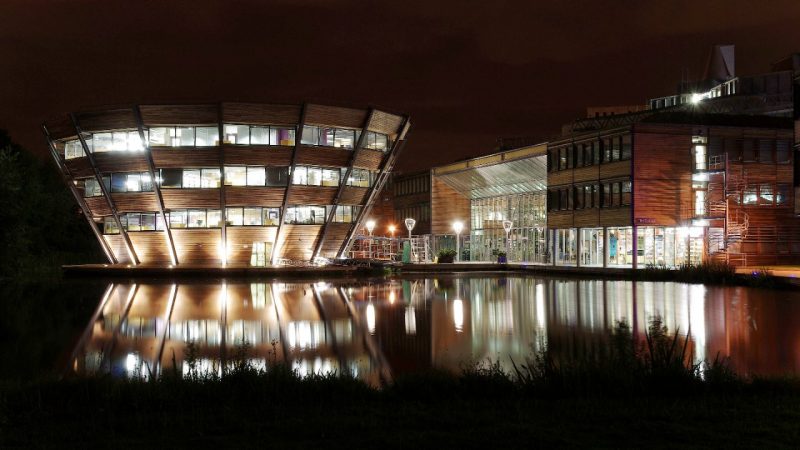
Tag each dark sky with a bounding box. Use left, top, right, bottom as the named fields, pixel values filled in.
left=2, top=0, right=800, bottom=171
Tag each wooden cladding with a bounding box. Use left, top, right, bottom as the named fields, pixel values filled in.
left=75, top=109, right=137, bottom=132
left=44, top=116, right=76, bottom=141
left=278, top=225, right=322, bottom=260
left=139, top=104, right=218, bottom=125
left=353, top=149, right=383, bottom=171
left=64, top=157, right=94, bottom=178
left=633, top=132, right=691, bottom=226
left=598, top=161, right=631, bottom=179
left=162, top=189, right=220, bottom=209
left=112, top=192, right=159, bottom=212
left=85, top=197, right=112, bottom=217
left=340, top=186, right=368, bottom=205
left=304, top=104, right=366, bottom=129
left=103, top=235, right=132, bottom=264
left=226, top=227, right=277, bottom=265
left=319, top=223, right=351, bottom=258
left=225, top=187, right=285, bottom=207
left=222, top=103, right=301, bottom=125
left=152, top=148, right=221, bottom=168
left=367, top=110, right=404, bottom=136
left=223, top=146, right=292, bottom=166
left=430, top=177, right=470, bottom=235
left=94, top=152, right=149, bottom=173
left=287, top=186, right=337, bottom=205
left=599, top=207, right=631, bottom=226
left=171, top=229, right=221, bottom=264
left=129, top=233, right=171, bottom=264
left=295, top=146, right=350, bottom=167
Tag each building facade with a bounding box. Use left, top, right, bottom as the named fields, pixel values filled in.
left=43, top=103, right=410, bottom=266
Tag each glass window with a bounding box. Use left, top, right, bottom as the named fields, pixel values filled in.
left=347, top=169, right=371, bottom=187
left=611, top=137, right=621, bottom=161
left=273, top=127, right=296, bottom=146
left=224, top=166, right=247, bottom=186
left=111, top=173, right=127, bottom=193
left=695, top=190, right=706, bottom=215
left=126, top=173, right=142, bottom=192
left=311, top=206, right=325, bottom=224
left=84, top=178, right=101, bottom=197
left=759, top=184, right=773, bottom=204
left=575, top=145, right=584, bottom=167
left=195, top=127, right=218, bottom=146
left=104, top=217, right=120, bottom=234
left=188, top=210, right=207, bottom=228
left=65, top=140, right=84, bottom=159
left=320, top=128, right=335, bottom=146
left=583, top=185, right=593, bottom=208
left=292, top=166, right=308, bottom=185
left=141, top=213, right=156, bottom=231
left=612, top=183, right=620, bottom=207
left=170, top=210, right=187, bottom=228
left=334, top=129, right=355, bottom=149
left=207, top=209, right=221, bottom=228
left=226, top=208, right=243, bottom=226
left=183, top=169, right=201, bottom=188
left=262, top=208, right=280, bottom=226
left=176, top=127, right=195, bottom=146
left=558, top=147, right=567, bottom=170
left=250, top=126, right=269, bottom=145
left=247, top=166, right=266, bottom=186
left=364, top=132, right=389, bottom=151
left=244, top=207, right=261, bottom=225
left=111, top=132, right=128, bottom=151
left=321, top=168, right=340, bottom=186
left=301, top=126, right=320, bottom=145
left=265, top=167, right=288, bottom=186
left=602, top=138, right=611, bottom=163
left=777, top=184, right=789, bottom=205
left=149, top=128, right=169, bottom=147
left=224, top=124, right=249, bottom=145
left=307, top=167, right=322, bottom=186
left=201, top=168, right=221, bottom=188
left=603, top=184, right=612, bottom=207
left=621, top=181, right=631, bottom=206
left=126, top=213, right=141, bottom=231
left=776, top=140, right=791, bottom=163
left=92, top=133, right=113, bottom=153
left=743, top=187, right=757, bottom=205
left=160, top=169, right=183, bottom=188
left=574, top=186, right=583, bottom=209
left=141, top=173, right=153, bottom=191
left=621, top=135, right=632, bottom=160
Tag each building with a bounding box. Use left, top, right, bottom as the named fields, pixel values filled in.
left=389, top=170, right=432, bottom=236
left=43, top=103, right=410, bottom=266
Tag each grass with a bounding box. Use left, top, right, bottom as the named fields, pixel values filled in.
left=4, top=318, right=800, bottom=447
left=639, top=261, right=789, bottom=288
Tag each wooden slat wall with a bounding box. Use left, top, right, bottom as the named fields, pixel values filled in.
left=304, top=104, right=367, bottom=128
left=225, top=187, right=284, bottom=207
left=94, top=153, right=149, bottom=173
left=152, top=148, right=221, bottom=168
left=278, top=225, right=322, bottom=260
left=340, top=186, right=368, bottom=205
left=226, top=227, right=277, bottom=265
left=75, top=109, right=137, bottom=132
left=548, top=211, right=573, bottom=228
left=103, top=235, right=132, bottom=264
left=430, top=176, right=470, bottom=235
left=295, top=146, right=351, bottom=167
left=222, top=146, right=292, bottom=166
left=139, top=104, right=218, bottom=125
left=319, top=223, right=350, bottom=258
left=548, top=170, right=572, bottom=186
left=171, top=229, right=221, bottom=264
left=287, top=186, right=337, bottom=205
left=65, top=158, right=94, bottom=178
left=85, top=197, right=112, bottom=217
left=129, top=233, right=171, bottom=264
left=162, top=189, right=220, bottom=209
left=353, top=149, right=383, bottom=170
left=573, top=209, right=600, bottom=228
left=222, top=103, right=301, bottom=125
left=573, top=166, right=600, bottom=184
left=112, top=192, right=159, bottom=212
left=599, top=207, right=631, bottom=226
left=44, top=116, right=75, bottom=140
left=367, top=110, right=404, bottom=136
left=633, top=131, right=691, bottom=226
left=598, top=161, right=631, bottom=179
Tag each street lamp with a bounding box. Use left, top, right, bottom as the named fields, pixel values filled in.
left=502, top=220, right=513, bottom=262
left=404, top=218, right=416, bottom=239
left=453, top=221, right=464, bottom=262
left=388, top=225, right=396, bottom=255
left=366, top=220, right=376, bottom=259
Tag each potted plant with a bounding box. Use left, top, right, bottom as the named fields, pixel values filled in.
left=437, top=248, right=457, bottom=263
left=496, top=251, right=507, bottom=263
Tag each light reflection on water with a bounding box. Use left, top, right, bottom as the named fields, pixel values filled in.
left=68, top=276, right=800, bottom=384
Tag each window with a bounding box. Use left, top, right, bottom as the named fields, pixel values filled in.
left=224, top=166, right=247, bottom=186
left=307, top=167, right=322, bottom=185
left=65, top=140, right=84, bottom=159
left=693, top=137, right=707, bottom=170
left=141, top=213, right=156, bottom=231
left=559, top=147, right=568, bottom=170
left=301, top=126, right=320, bottom=145
left=188, top=209, right=208, bottom=228
left=776, top=140, right=791, bottom=163
left=574, top=186, right=583, bottom=209
left=328, top=205, right=360, bottom=222
left=610, top=137, right=621, bottom=161
left=195, top=127, right=219, bottom=146
left=333, top=129, right=355, bottom=149
left=602, top=138, right=611, bottom=163
left=262, top=208, right=280, bottom=226
left=777, top=184, right=789, bottom=205
left=322, top=168, right=340, bottom=186
left=226, top=208, right=244, bottom=226
left=247, top=167, right=266, bottom=186
left=176, top=127, right=195, bottom=146
left=169, top=210, right=188, bottom=228
left=612, top=183, right=620, bottom=207
left=207, top=210, right=222, bottom=227
left=273, top=127, right=296, bottom=146
left=201, top=168, right=221, bottom=188
left=127, top=213, right=141, bottom=231
left=84, top=178, right=103, bottom=197
left=757, top=140, right=773, bottom=163
left=243, top=207, right=261, bottom=225
left=363, top=131, right=390, bottom=151
left=224, top=124, right=250, bottom=144
left=621, top=135, right=632, bottom=160
left=227, top=124, right=296, bottom=146
left=575, top=144, right=584, bottom=167
left=104, top=217, right=120, bottom=234
left=183, top=169, right=201, bottom=188
left=265, top=167, right=289, bottom=186
left=759, top=184, right=773, bottom=205
left=284, top=206, right=326, bottom=224
left=111, top=174, right=127, bottom=193
left=147, top=126, right=217, bottom=147
left=225, top=207, right=279, bottom=226
left=743, top=186, right=757, bottom=205
left=92, top=133, right=113, bottom=152
left=348, top=169, right=372, bottom=187
left=603, top=183, right=612, bottom=207
left=160, top=169, right=183, bottom=188
left=583, top=185, right=594, bottom=208
left=621, top=181, right=631, bottom=206
left=292, top=166, right=308, bottom=185
left=695, top=190, right=706, bottom=215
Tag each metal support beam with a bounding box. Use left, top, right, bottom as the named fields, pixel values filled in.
left=133, top=106, right=178, bottom=265
left=42, top=124, right=117, bottom=264
left=218, top=103, right=228, bottom=266
left=70, top=113, right=140, bottom=265
left=154, top=283, right=178, bottom=377
left=312, top=108, right=375, bottom=261
left=271, top=103, right=308, bottom=265
left=337, top=118, right=410, bottom=258
left=311, top=285, right=346, bottom=371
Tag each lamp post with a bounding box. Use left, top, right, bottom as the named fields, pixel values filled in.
left=366, top=220, right=376, bottom=259
left=502, top=220, right=513, bottom=262
left=453, top=221, right=464, bottom=262
left=388, top=225, right=396, bottom=255
left=404, top=218, right=416, bottom=239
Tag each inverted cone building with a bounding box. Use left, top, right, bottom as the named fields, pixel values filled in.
left=43, top=103, right=410, bottom=266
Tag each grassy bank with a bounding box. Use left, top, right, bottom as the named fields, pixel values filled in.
left=4, top=319, right=800, bottom=447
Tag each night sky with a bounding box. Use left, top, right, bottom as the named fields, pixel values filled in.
left=2, top=0, right=800, bottom=171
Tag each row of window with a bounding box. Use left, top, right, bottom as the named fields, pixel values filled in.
left=394, top=203, right=430, bottom=224
left=63, top=126, right=392, bottom=159
left=733, top=183, right=790, bottom=206
left=703, top=138, right=792, bottom=165
left=103, top=205, right=362, bottom=233
left=393, top=173, right=430, bottom=197
left=548, top=135, right=632, bottom=172
left=548, top=180, right=632, bottom=212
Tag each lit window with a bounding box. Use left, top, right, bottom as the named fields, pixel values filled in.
left=149, top=128, right=169, bottom=147
left=201, top=168, right=220, bottom=188
left=272, top=127, right=295, bottom=146
left=321, top=169, right=340, bottom=186
left=301, top=126, right=320, bottom=145
left=195, top=127, right=218, bottom=146
left=224, top=124, right=249, bottom=145
left=292, top=166, right=308, bottom=185
left=188, top=210, right=207, bottom=228
left=262, top=208, right=280, bottom=226
left=743, top=187, right=757, bottom=205
left=176, top=127, right=195, bottom=147
left=250, top=126, right=269, bottom=145
left=247, top=167, right=266, bottom=186
left=759, top=184, right=773, bottom=205
left=64, top=140, right=84, bottom=159
left=224, top=166, right=247, bottom=186
left=307, top=167, right=322, bottom=186
left=183, top=169, right=201, bottom=188
left=695, top=190, right=706, bottom=215
left=207, top=210, right=221, bottom=228
left=226, top=208, right=244, bottom=226
left=92, top=133, right=113, bottom=153
left=169, top=210, right=187, bottom=228
left=776, top=184, right=789, bottom=205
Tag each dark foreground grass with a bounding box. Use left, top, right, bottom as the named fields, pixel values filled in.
left=4, top=320, right=800, bottom=448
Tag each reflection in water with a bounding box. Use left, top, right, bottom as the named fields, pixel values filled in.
left=68, top=276, right=800, bottom=384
